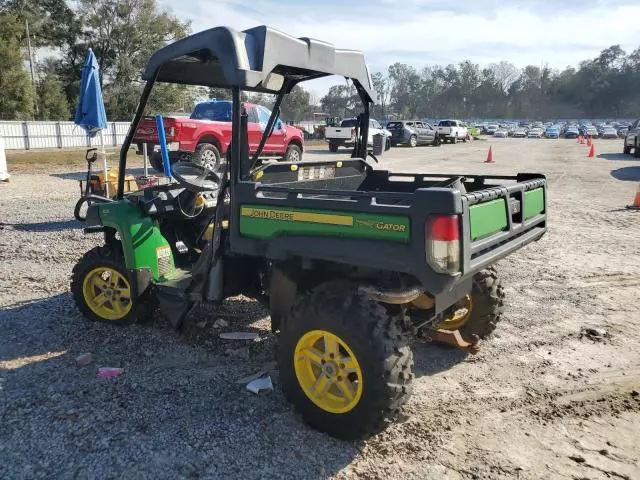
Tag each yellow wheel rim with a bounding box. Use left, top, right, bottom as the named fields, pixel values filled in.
left=436, top=295, right=473, bottom=330
left=294, top=330, right=364, bottom=414
left=82, top=267, right=133, bottom=321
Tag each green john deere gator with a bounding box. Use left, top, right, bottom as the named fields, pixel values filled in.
left=71, top=25, right=547, bottom=439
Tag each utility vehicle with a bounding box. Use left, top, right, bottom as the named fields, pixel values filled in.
left=71, top=25, right=547, bottom=440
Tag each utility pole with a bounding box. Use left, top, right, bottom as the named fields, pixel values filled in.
left=23, top=4, right=38, bottom=117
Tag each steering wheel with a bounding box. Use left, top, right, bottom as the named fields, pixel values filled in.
left=171, top=162, right=221, bottom=193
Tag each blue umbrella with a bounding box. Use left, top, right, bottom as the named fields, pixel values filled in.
left=74, top=49, right=107, bottom=136
left=74, top=49, right=110, bottom=195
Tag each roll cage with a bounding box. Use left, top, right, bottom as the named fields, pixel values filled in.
left=117, top=25, right=377, bottom=198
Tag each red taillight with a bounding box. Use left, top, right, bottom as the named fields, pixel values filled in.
left=426, top=215, right=461, bottom=275
left=428, top=215, right=459, bottom=241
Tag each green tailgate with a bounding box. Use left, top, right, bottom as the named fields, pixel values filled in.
left=239, top=205, right=410, bottom=242
left=468, top=188, right=545, bottom=241
left=469, top=198, right=508, bottom=241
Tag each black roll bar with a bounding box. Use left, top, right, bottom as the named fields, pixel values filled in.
left=117, top=71, right=158, bottom=199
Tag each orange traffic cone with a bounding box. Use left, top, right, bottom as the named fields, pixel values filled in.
left=627, top=185, right=640, bottom=210
left=587, top=136, right=592, bottom=147
left=579, top=135, right=585, bottom=144
left=485, top=146, right=494, bottom=163
left=587, top=143, right=595, bottom=158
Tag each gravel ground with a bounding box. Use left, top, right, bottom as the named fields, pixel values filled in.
left=1, top=138, right=639, bottom=479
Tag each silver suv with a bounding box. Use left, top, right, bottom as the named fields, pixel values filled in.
left=623, top=119, right=639, bottom=157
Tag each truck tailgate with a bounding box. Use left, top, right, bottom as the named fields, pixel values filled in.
left=326, top=127, right=354, bottom=140
left=133, top=117, right=159, bottom=141
left=461, top=175, right=546, bottom=274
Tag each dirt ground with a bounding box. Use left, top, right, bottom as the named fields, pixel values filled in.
left=1, top=138, right=639, bottom=479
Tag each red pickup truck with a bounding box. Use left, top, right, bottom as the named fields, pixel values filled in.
left=133, top=100, right=304, bottom=172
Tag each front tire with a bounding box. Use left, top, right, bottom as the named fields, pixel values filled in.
left=409, top=135, right=417, bottom=148
left=71, top=245, right=138, bottom=325
left=192, top=143, right=221, bottom=172
left=278, top=282, right=413, bottom=440
left=284, top=143, right=302, bottom=162
left=385, top=138, right=391, bottom=151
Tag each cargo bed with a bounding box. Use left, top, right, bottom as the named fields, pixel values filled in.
left=229, top=159, right=547, bottom=310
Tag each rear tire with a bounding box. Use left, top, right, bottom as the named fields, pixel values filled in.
left=432, top=134, right=441, bottom=147
left=329, top=142, right=339, bottom=153
left=278, top=282, right=413, bottom=440
left=459, top=266, right=505, bottom=340
left=149, top=152, right=165, bottom=173
left=623, top=145, right=631, bottom=155
left=284, top=143, right=302, bottom=162
left=192, top=143, right=221, bottom=172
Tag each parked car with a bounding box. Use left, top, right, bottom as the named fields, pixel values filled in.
left=617, top=126, right=629, bottom=138
left=512, top=127, right=527, bottom=138
left=133, top=100, right=304, bottom=172
left=325, top=118, right=391, bottom=152
left=544, top=126, right=560, bottom=139
left=386, top=120, right=439, bottom=147
left=623, top=119, right=640, bottom=156
left=437, top=119, right=469, bottom=143
left=564, top=126, right=580, bottom=139
left=600, top=126, right=618, bottom=139
left=585, top=126, right=598, bottom=138
left=493, top=129, right=509, bottom=138
left=485, top=124, right=499, bottom=135
left=527, top=128, right=543, bottom=138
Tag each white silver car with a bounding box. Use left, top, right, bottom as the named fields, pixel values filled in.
left=527, top=128, right=543, bottom=138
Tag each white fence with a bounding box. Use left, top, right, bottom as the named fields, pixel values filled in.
left=0, top=121, right=131, bottom=150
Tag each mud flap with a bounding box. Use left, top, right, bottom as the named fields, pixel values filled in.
left=155, top=284, right=190, bottom=329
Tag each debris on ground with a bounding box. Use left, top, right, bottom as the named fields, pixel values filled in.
left=75, top=353, right=92, bottom=367
left=219, top=332, right=260, bottom=341
left=224, top=347, right=249, bottom=359
left=235, top=362, right=277, bottom=384
left=96, top=367, right=123, bottom=378
left=212, top=318, right=229, bottom=329
left=581, top=327, right=608, bottom=341
left=246, top=375, right=273, bottom=394
left=55, top=411, right=80, bottom=420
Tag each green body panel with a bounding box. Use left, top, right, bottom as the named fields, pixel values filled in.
left=96, top=200, right=175, bottom=280
left=239, top=205, right=410, bottom=242
left=524, top=188, right=545, bottom=220
left=469, top=198, right=508, bottom=241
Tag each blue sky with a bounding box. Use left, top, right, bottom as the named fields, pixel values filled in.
left=159, top=0, right=640, bottom=97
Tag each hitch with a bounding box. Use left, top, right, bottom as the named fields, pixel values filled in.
left=423, top=329, right=480, bottom=355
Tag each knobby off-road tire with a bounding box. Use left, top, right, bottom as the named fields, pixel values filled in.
left=459, top=266, right=505, bottom=339
left=278, top=282, right=413, bottom=440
